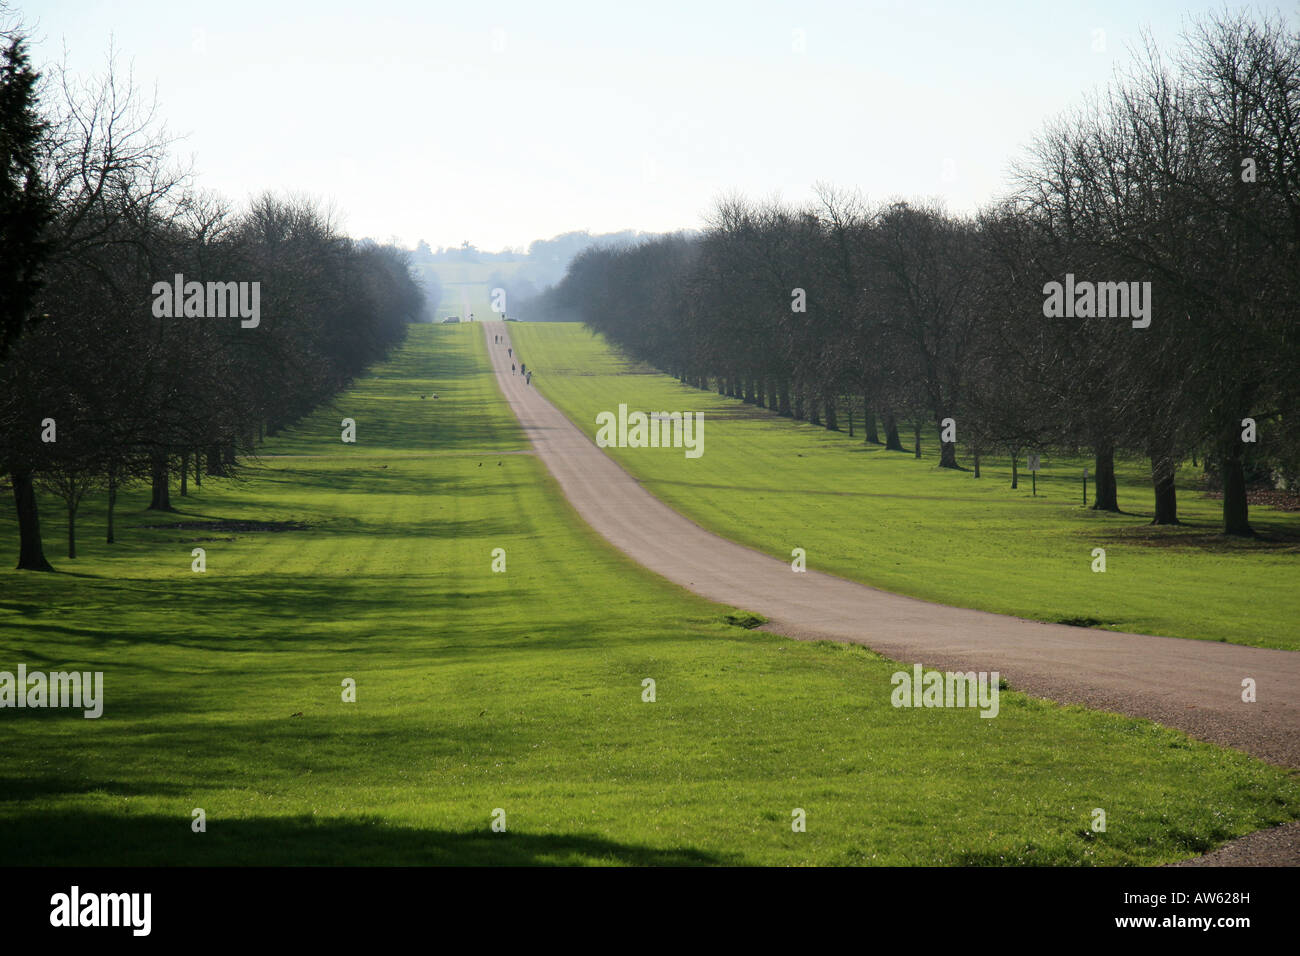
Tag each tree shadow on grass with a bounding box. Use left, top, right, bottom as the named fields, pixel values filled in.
left=0, top=811, right=733, bottom=866
left=0, top=776, right=191, bottom=802
left=0, top=578, right=592, bottom=659
left=1089, top=518, right=1300, bottom=553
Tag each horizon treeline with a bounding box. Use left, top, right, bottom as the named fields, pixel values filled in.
left=525, top=11, right=1300, bottom=537
left=0, top=32, right=426, bottom=570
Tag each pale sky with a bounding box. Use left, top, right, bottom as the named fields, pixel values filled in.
left=16, top=0, right=1294, bottom=251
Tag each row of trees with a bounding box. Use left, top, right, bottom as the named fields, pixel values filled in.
left=526, top=12, right=1299, bottom=536
left=0, top=28, right=425, bottom=569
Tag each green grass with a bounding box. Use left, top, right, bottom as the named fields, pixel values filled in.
left=510, top=322, right=1300, bottom=650
left=0, top=324, right=1296, bottom=865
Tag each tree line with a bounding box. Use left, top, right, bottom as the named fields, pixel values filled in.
left=525, top=12, right=1299, bottom=537
left=0, top=30, right=425, bottom=570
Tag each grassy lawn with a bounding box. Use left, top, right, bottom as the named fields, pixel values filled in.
left=509, top=322, right=1300, bottom=651
left=0, top=324, right=1295, bottom=866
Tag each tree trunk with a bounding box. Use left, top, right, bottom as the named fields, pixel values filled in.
left=67, top=503, right=76, bottom=559
left=716, top=376, right=725, bottom=396
left=1011, top=454, right=1019, bottom=489
left=864, top=402, right=879, bottom=444
left=793, top=390, right=804, bottom=421
left=938, top=417, right=958, bottom=469
left=224, top=443, right=237, bottom=467
left=847, top=402, right=853, bottom=437
left=913, top=422, right=922, bottom=459
left=884, top=411, right=903, bottom=451
left=180, top=451, right=188, bottom=497
left=1150, top=454, right=1179, bottom=525
left=1092, top=444, right=1119, bottom=512
left=824, top=400, right=837, bottom=431
left=149, top=453, right=172, bottom=511
left=779, top=383, right=791, bottom=417
left=207, top=444, right=226, bottom=477
left=973, top=447, right=981, bottom=478
left=757, top=379, right=766, bottom=409
left=1220, top=437, right=1253, bottom=536
left=11, top=469, right=53, bottom=571
left=106, top=473, right=117, bottom=544
left=744, top=379, right=755, bottom=404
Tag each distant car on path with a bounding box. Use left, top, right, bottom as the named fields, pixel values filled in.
left=442, top=316, right=460, bottom=324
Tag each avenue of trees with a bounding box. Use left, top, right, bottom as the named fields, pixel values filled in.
left=527, top=12, right=1299, bottom=537
left=0, top=27, right=425, bottom=570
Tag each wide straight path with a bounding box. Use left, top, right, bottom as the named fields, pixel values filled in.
left=486, top=322, right=1300, bottom=770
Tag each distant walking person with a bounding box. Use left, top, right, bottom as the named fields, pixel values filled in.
left=512, top=363, right=516, bottom=374
left=508, top=348, right=512, bottom=357
left=520, top=362, right=526, bottom=375
left=526, top=371, right=531, bottom=385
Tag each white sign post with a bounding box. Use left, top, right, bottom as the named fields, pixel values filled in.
left=1027, top=453, right=1041, bottom=496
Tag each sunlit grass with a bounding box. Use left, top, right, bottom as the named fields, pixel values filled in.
left=0, top=324, right=1294, bottom=866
